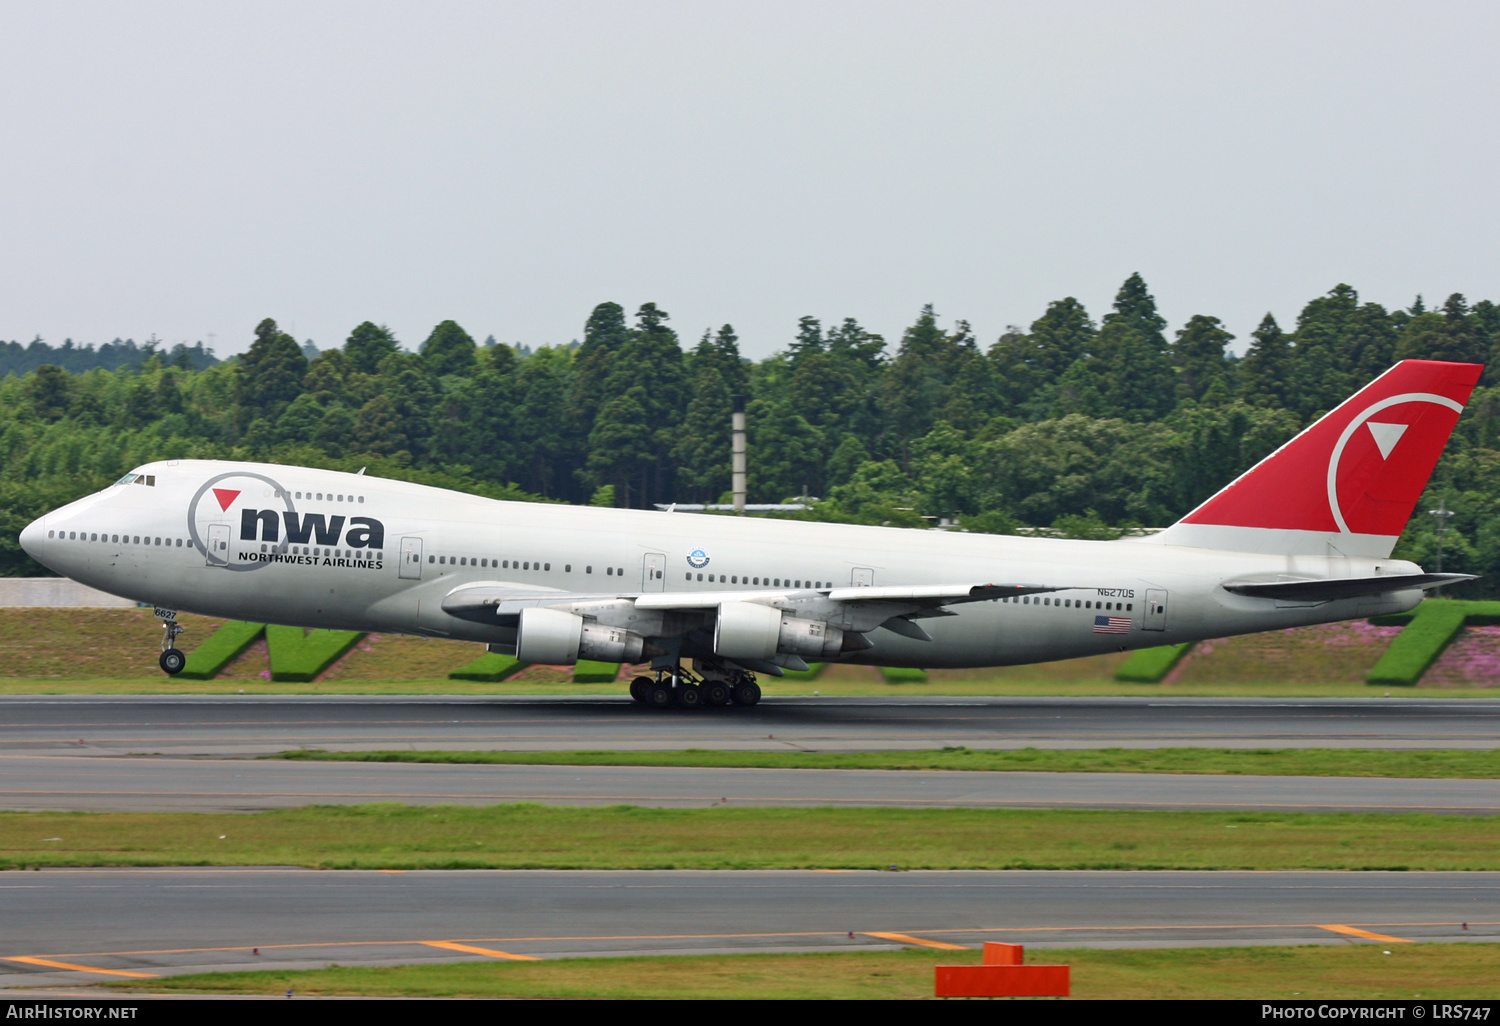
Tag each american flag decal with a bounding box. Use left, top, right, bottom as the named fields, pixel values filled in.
left=1093, top=615, right=1131, bottom=634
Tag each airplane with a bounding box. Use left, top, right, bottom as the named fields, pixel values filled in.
left=17, top=359, right=1481, bottom=710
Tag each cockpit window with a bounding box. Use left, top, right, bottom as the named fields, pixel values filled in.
left=115, top=474, right=137, bottom=486
left=115, top=473, right=156, bottom=486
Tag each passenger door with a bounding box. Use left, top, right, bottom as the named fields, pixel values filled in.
left=642, top=552, right=666, bottom=592
left=851, top=567, right=874, bottom=587
left=399, top=536, right=423, bottom=580
left=205, top=524, right=230, bottom=567
left=1143, top=588, right=1168, bottom=631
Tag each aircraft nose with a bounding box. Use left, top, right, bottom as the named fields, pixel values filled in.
left=19, top=516, right=46, bottom=561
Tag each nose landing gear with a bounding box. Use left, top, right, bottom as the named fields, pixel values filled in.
left=157, top=608, right=186, bottom=676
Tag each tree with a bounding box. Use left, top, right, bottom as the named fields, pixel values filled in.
left=990, top=297, right=1096, bottom=418
left=343, top=322, right=400, bottom=375
left=236, top=318, right=308, bottom=424
left=353, top=394, right=408, bottom=455
left=1291, top=284, right=1360, bottom=413
left=1396, top=294, right=1488, bottom=366
left=419, top=320, right=478, bottom=378
left=1171, top=315, right=1233, bottom=403
left=591, top=303, right=687, bottom=505
left=1237, top=314, right=1294, bottom=409
left=882, top=305, right=976, bottom=466
left=587, top=386, right=656, bottom=507
left=24, top=365, right=71, bottom=422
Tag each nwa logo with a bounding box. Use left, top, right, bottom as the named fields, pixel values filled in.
left=238, top=509, right=385, bottom=549
left=187, top=471, right=384, bottom=572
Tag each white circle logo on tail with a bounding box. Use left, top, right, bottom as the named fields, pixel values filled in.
left=1325, top=392, right=1463, bottom=534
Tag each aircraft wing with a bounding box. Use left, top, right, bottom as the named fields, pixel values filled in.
left=442, top=580, right=1071, bottom=644
left=634, top=582, right=1062, bottom=610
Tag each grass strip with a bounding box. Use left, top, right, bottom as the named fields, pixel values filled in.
left=112, top=943, right=1500, bottom=1000
left=571, top=660, right=621, bottom=684
left=446, top=653, right=528, bottom=682
left=1114, top=642, right=1195, bottom=682
left=879, top=666, right=929, bottom=684
left=274, top=746, right=1500, bottom=779
left=6, top=805, right=1500, bottom=871
left=265, top=627, right=365, bottom=683
left=177, top=621, right=264, bottom=680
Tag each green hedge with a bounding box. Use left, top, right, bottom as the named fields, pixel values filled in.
left=879, top=666, right=929, bottom=684
left=572, top=660, right=621, bottom=684
left=266, top=626, right=365, bottom=683
left=177, top=620, right=265, bottom=680
left=1114, top=642, right=1196, bottom=683
left=448, top=652, right=529, bottom=682
left=1366, top=599, right=1500, bottom=687
left=778, top=663, right=827, bottom=682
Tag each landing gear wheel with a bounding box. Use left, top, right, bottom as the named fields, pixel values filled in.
left=159, top=648, right=186, bottom=675
left=675, top=684, right=703, bottom=709
left=732, top=680, right=762, bottom=707
left=646, top=683, right=674, bottom=709
left=629, top=676, right=652, bottom=704
left=702, top=681, right=731, bottom=707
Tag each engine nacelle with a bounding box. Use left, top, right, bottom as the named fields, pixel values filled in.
left=776, top=614, right=845, bottom=659
left=714, top=602, right=844, bottom=660
left=516, top=607, right=644, bottom=664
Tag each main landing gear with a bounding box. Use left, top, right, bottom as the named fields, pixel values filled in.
left=629, top=665, right=761, bottom=711
left=158, top=608, right=186, bottom=676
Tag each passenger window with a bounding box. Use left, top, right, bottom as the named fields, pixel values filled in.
left=607, top=567, right=613, bottom=576
left=586, top=566, right=592, bottom=573
left=545, top=563, right=551, bottom=571
left=428, top=555, right=435, bottom=563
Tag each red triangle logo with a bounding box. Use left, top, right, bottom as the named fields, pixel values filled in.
left=212, top=488, right=241, bottom=512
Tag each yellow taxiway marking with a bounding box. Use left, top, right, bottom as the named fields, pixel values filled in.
left=1316, top=925, right=1414, bottom=943
left=29, top=920, right=1486, bottom=963
left=862, top=932, right=969, bottom=950
left=4, top=956, right=157, bottom=978
left=421, top=940, right=541, bottom=961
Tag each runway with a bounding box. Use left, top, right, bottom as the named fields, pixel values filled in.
left=4, top=753, right=1499, bottom=813
left=4, top=694, right=1499, bottom=756
left=1, top=869, right=1495, bottom=986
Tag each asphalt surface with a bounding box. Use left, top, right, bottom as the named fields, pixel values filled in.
left=2, top=869, right=1495, bottom=987
left=1, top=697, right=1496, bottom=990
left=4, top=694, right=1500, bottom=756
left=3, top=753, right=1499, bottom=814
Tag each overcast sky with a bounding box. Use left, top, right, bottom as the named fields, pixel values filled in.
left=2, top=0, right=1496, bottom=360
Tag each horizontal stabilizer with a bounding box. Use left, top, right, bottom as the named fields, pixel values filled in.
left=1222, top=573, right=1474, bottom=602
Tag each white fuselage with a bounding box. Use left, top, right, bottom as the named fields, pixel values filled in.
left=20, top=459, right=1424, bottom=668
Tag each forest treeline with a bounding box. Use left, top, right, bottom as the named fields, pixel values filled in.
left=0, top=337, right=218, bottom=377
left=4, top=274, right=1500, bottom=595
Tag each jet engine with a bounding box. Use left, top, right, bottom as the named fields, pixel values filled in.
left=515, top=607, right=645, bottom=664
left=713, top=601, right=846, bottom=660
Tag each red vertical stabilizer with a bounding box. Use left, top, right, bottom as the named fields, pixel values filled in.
left=1150, top=360, right=1481, bottom=558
